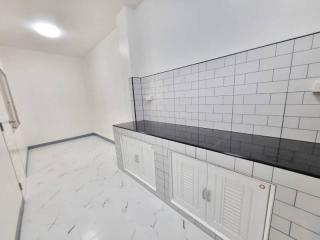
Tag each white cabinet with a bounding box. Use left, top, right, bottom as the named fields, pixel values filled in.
left=121, top=136, right=156, bottom=190
left=171, top=152, right=207, bottom=219
left=206, top=164, right=270, bottom=240
left=171, top=152, right=272, bottom=240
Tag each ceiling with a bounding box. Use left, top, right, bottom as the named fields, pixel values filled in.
left=0, top=0, right=142, bottom=56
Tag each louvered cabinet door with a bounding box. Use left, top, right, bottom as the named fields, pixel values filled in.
left=206, top=164, right=270, bottom=240
left=171, top=152, right=207, bottom=220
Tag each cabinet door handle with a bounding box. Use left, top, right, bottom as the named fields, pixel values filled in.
left=134, top=154, right=139, bottom=163
left=202, top=188, right=207, bottom=200
left=206, top=190, right=211, bottom=202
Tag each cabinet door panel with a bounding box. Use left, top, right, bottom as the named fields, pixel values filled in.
left=206, top=164, right=270, bottom=240
left=121, top=136, right=156, bottom=190
left=120, top=136, right=142, bottom=176
left=171, top=152, right=207, bottom=220
left=141, top=143, right=156, bottom=189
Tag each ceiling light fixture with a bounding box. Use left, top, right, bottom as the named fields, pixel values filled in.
left=32, top=22, right=62, bottom=38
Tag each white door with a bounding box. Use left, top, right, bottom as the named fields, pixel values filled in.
left=171, top=152, right=207, bottom=220
left=206, top=164, right=270, bottom=240
left=0, top=131, right=23, bottom=240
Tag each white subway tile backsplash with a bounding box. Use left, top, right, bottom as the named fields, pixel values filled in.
left=281, top=128, right=317, bottom=142
left=257, top=81, right=288, bottom=94
left=199, top=105, right=213, bottom=113
left=136, top=33, right=320, bottom=143
left=290, top=65, right=308, bottom=79
left=290, top=224, right=320, bottom=240
left=273, top=68, right=291, bottom=81
left=196, top=148, right=206, bottom=161
left=285, top=105, right=320, bottom=117
left=268, top=116, right=283, bottom=127
left=288, top=78, right=318, bottom=92
left=245, top=70, right=273, bottom=84
left=253, top=162, right=274, bottom=181
left=235, top=158, right=253, bottom=176
left=199, top=70, right=215, bottom=80
left=286, top=92, right=304, bottom=104
left=308, top=63, right=320, bottom=78
left=313, top=33, right=320, bottom=48
left=214, top=105, right=232, bottom=114
left=316, top=132, right=320, bottom=143
left=271, top=214, right=291, bottom=234
left=236, top=61, right=259, bottom=74
left=234, top=84, right=257, bottom=95
left=273, top=200, right=320, bottom=234
left=247, top=45, right=276, bottom=61
left=254, top=125, right=281, bottom=137
left=269, top=228, right=294, bottom=240
left=225, top=55, right=236, bottom=66
left=215, top=65, right=234, bottom=77
left=243, top=115, right=268, bottom=125
left=273, top=168, right=320, bottom=197
left=215, top=86, right=233, bottom=96
left=256, top=105, right=285, bottom=116
left=235, top=52, right=247, bottom=63
left=235, top=74, right=245, bottom=85
left=233, top=104, right=255, bottom=114
left=260, top=54, right=292, bottom=70
left=275, top=185, right=297, bottom=205
left=299, top=118, right=320, bottom=130
left=207, top=151, right=235, bottom=170
left=206, top=96, right=223, bottom=104
left=244, top=94, right=270, bottom=104
left=270, top=93, right=287, bottom=104
left=232, top=114, right=243, bottom=123
left=199, top=120, right=213, bottom=129
left=283, top=117, right=299, bottom=128
left=303, top=93, right=320, bottom=104
left=206, top=58, right=225, bottom=70
left=295, top=192, right=320, bottom=216
left=232, top=123, right=253, bottom=134
left=294, top=35, right=313, bottom=52
left=292, top=48, right=320, bottom=65
left=223, top=76, right=234, bottom=86
left=277, top=40, right=294, bottom=55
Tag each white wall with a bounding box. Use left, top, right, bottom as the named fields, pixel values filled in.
left=85, top=28, right=133, bottom=140
left=0, top=46, right=92, bottom=146
left=130, top=0, right=320, bottom=76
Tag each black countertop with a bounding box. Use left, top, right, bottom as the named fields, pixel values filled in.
left=114, top=120, right=320, bottom=179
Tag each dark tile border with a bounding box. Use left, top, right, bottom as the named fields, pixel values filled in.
left=15, top=199, right=24, bottom=240
left=93, top=133, right=115, bottom=144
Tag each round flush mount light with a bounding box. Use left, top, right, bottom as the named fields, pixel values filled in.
left=32, top=22, right=62, bottom=38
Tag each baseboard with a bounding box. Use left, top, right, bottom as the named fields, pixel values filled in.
left=25, top=150, right=29, bottom=176
left=28, top=133, right=95, bottom=150
left=93, top=133, right=115, bottom=144
left=15, top=199, right=24, bottom=240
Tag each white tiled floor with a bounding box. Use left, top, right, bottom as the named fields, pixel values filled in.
left=21, top=136, right=213, bottom=240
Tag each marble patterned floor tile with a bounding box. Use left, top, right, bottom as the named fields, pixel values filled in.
left=21, top=136, right=213, bottom=240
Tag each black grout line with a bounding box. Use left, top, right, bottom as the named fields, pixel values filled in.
left=131, top=77, right=137, bottom=122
